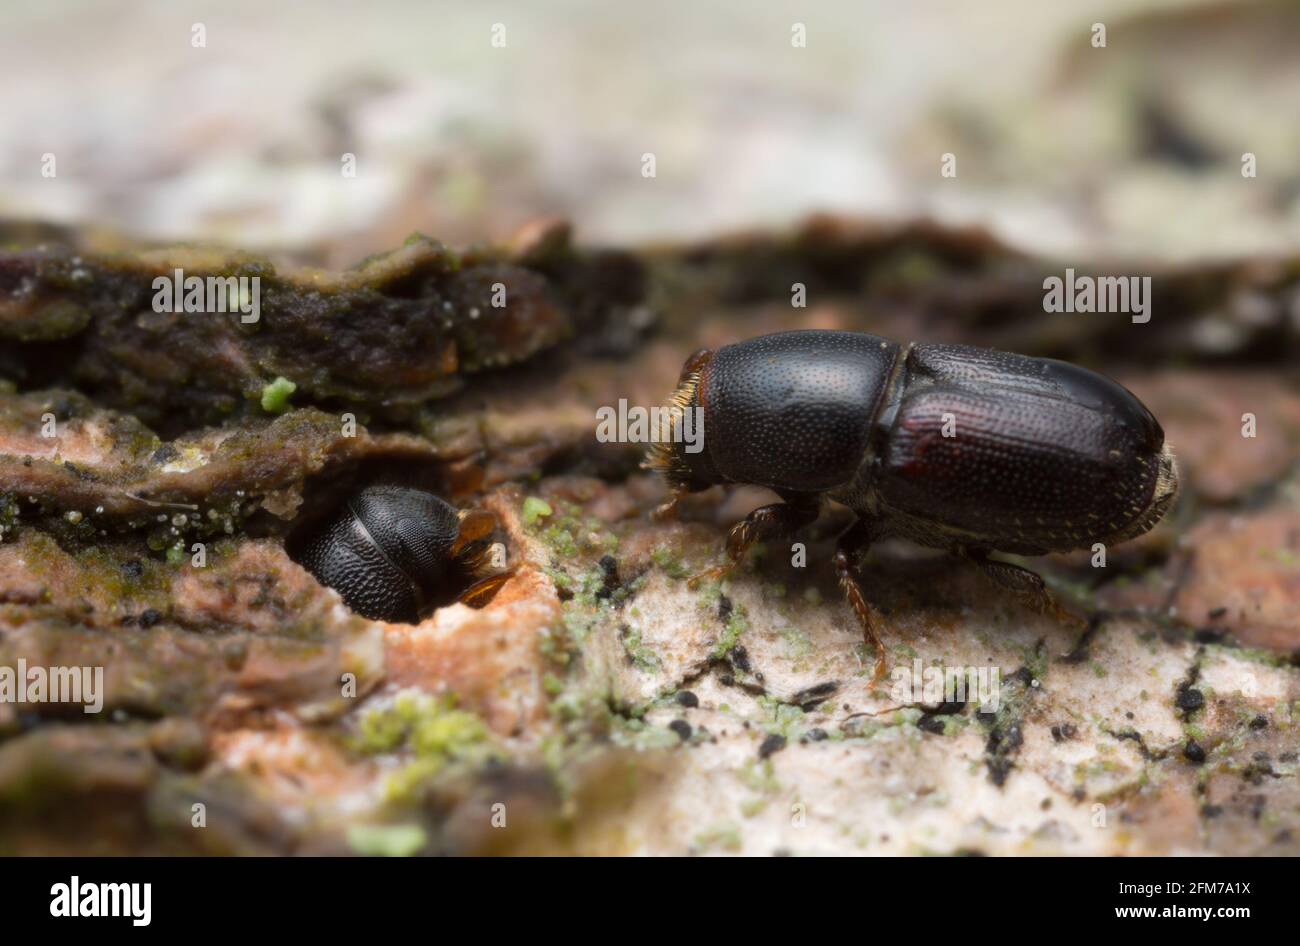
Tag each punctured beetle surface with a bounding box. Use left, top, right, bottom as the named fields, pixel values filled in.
left=648, top=329, right=1180, bottom=681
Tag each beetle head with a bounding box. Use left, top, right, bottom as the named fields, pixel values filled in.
left=644, top=348, right=724, bottom=492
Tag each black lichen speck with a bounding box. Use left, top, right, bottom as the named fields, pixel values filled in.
left=758, top=733, right=786, bottom=759
left=1176, top=684, right=1205, bottom=715
left=595, top=554, right=620, bottom=600
left=917, top=715, right=947, bottom=735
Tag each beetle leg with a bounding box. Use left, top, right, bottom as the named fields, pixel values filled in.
left=651, top=488, right=688, bottom=522
left=687, top=500, right=819, bottom=588
left=456, top=570, right=515, bottom=608
left=968, top=554, right=1085, bottom=628
left=834, top=516, right=887, bottom=686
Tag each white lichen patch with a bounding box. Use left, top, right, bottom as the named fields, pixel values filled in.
left=553, top=530, right=1300, bottom=855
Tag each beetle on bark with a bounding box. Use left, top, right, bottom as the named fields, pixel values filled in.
left=647, top=330, right=1179, bottom=682
left=292, top=485, right=510, bottom=623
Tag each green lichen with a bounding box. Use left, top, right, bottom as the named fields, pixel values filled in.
left=531, top=501, right=617, bottom=559
left=1212, top=644, right=1293, bottom=670
left=259, top=376, right=296, bottom=413
left=693, top=822, right=741, bottom=853
left=936, top=715, right=967, bottom=736
left=712, top=607, right=749, bottom=660
left=538, top=620, right=579, bottom=668
left=651, top=546, right=688, bottom=580
left=695, top=579, right=722, bottom=610
left=521, top=496, right=553, bottom=527
left=353, top=691, right=487, bottom=756
left=841, top=709, right=915, bottom=740
left=540, top=560, right=628, bottom=674
left=52, top=538, right=173, bottom=607
left=779, top=625, right=813, bottom=661
left=608, top=716, right=682, bottom=751
left=543, top=565, right=574, bottom=594
left=620, top=624, right=661, bottom=673
left=756, top=698, right=805, bottom=739
left=546, top=683, right=612, bottom=726
left=1022, top=643, right=1049, bottom=686
left=350, top=691, right=495, bottom=802
left=346, top=823, right=427, bottom=857
left=561, top=599, right=600, bottom=644
left=541, top=524, right=579, bottom=558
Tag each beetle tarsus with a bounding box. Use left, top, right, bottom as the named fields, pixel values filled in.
left=834, top=517, right=887, bottom=686
left=686, top=563, right=730, bottom=589
left=687, top=500, right=818, bottom=588
left=969, top=553, right=1085, bottom=629
left=651, top=490, right=685, bottom=522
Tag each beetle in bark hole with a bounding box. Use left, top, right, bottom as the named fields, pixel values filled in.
left=292, top=485, right=511, bottom=623
left=646, top=330, right=1179, bottom=682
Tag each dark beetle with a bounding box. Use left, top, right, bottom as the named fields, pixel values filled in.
left=293, top=485, right=509, bottom=623
left=647, top=330, right=1179, bottom=681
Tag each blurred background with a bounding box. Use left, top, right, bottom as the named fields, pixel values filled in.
left=2, top=0, right=1299, bottom=860
left=2, top=0, right=1298, bottom=265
